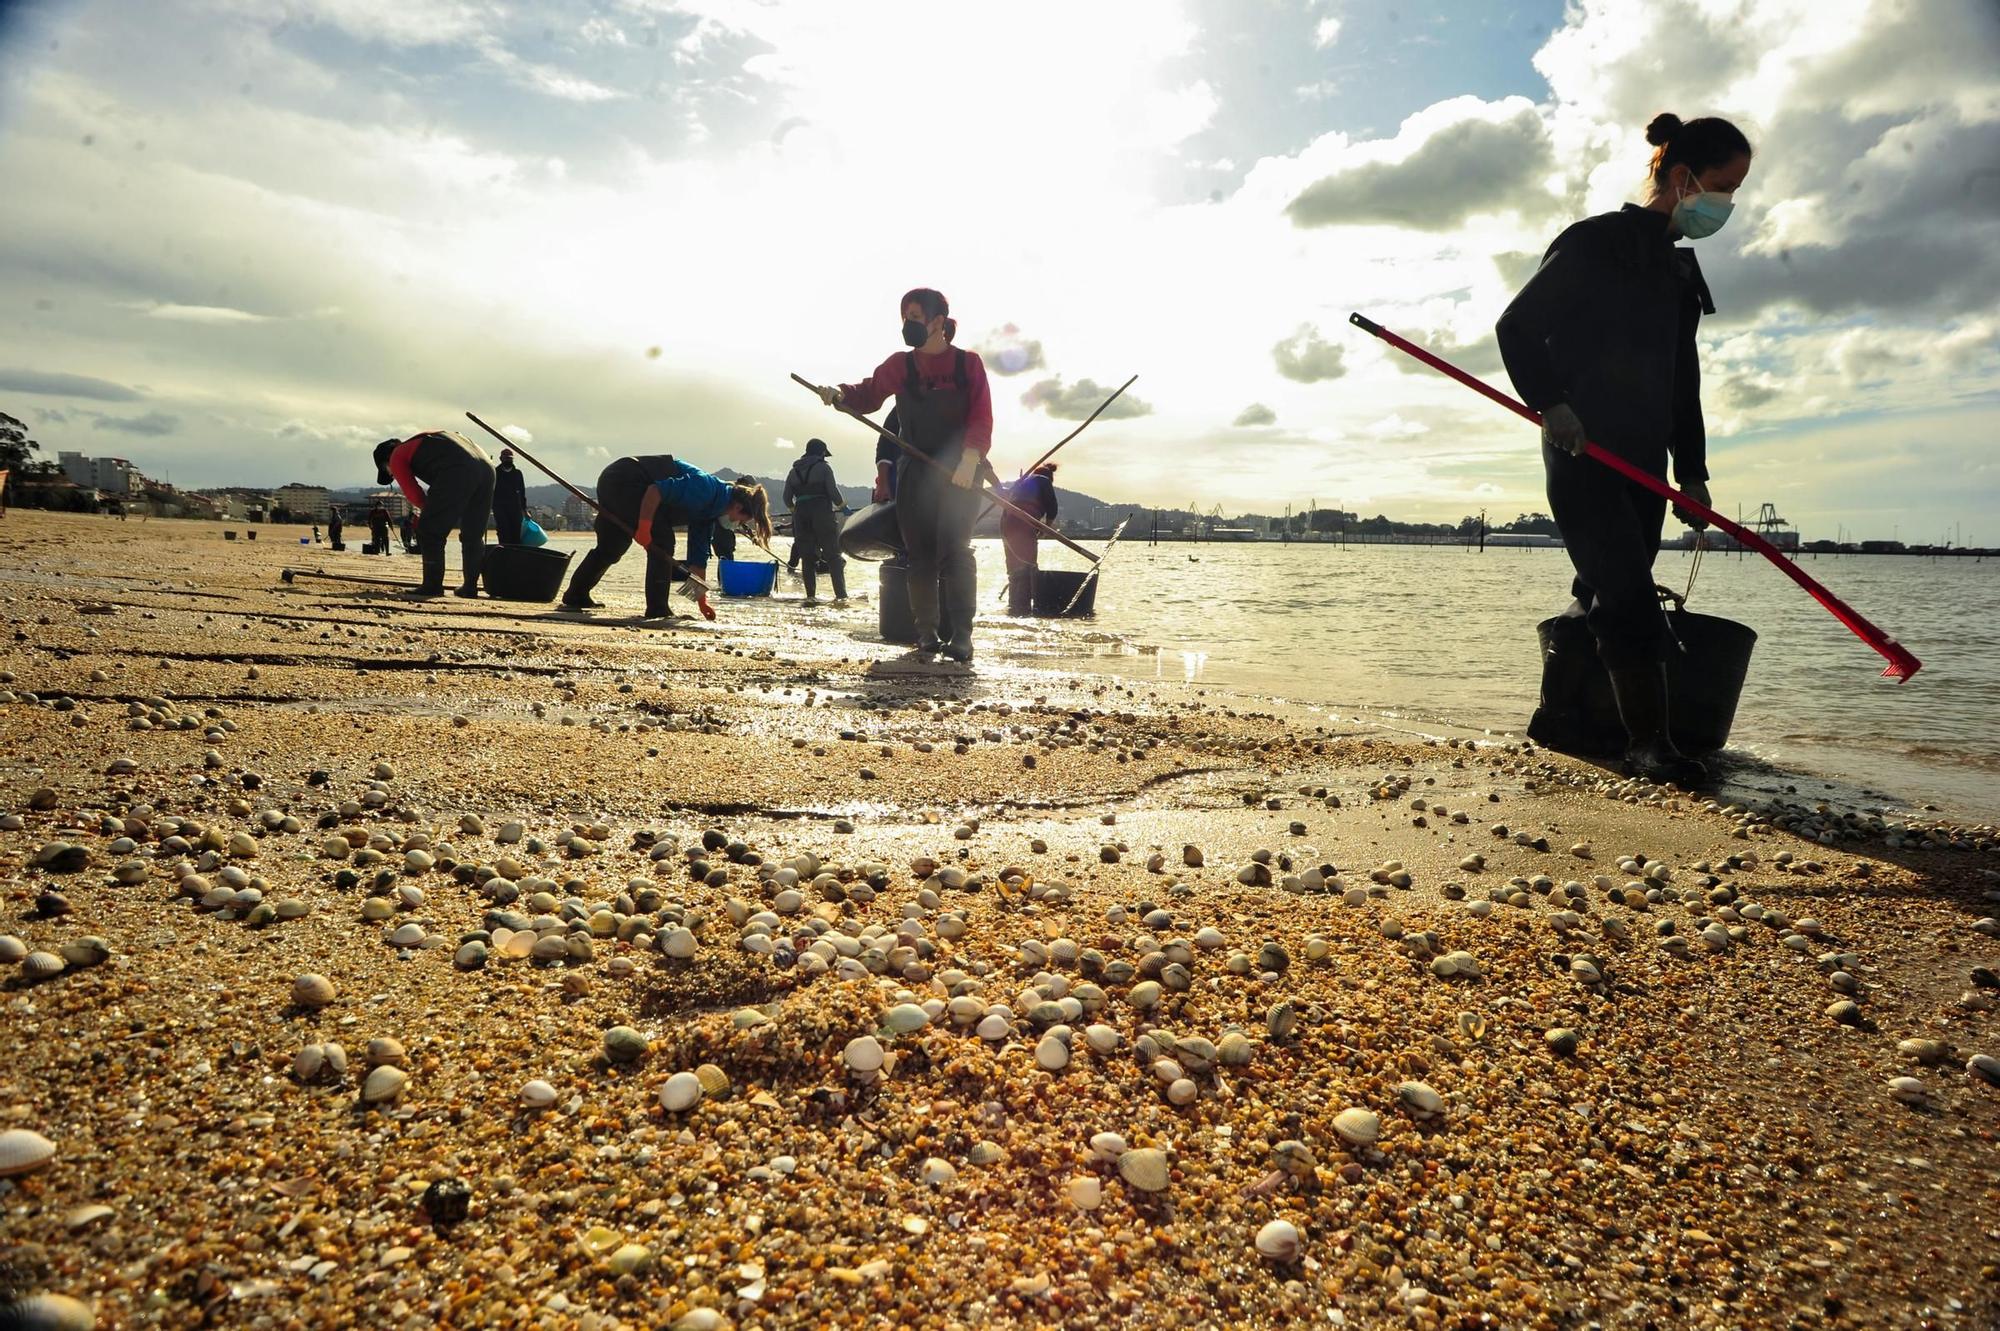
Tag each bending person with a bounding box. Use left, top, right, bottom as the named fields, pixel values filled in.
left=1001, top=462, right=1059, bottom=616
left=559, top=455, right=771, bottom=621
left=1496, top=111, right=1750, bottom=785
left=784, top=437, right=847, bottom=606
left=818, top=287, right=992, bottom=664
left=373, top=430, right=496, bottom=598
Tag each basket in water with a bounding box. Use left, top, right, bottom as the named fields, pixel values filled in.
left=717, top=559, right=777, bottom=597
left=481, top=545, right=572, bottom=603
left=1527, top=591, right=1756, bottom=756
left=1031, top=569, right=1098, bottom=617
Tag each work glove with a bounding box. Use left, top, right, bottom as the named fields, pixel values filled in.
left=1540, top=402, right=1587, bottom=457
left=950, top=451, right=982, bottom=490
left=697, top=594, right=717, bottom=622
left=1674, top=478, right=1713, bottom=531
left=817, top=384, right=844, bottom=408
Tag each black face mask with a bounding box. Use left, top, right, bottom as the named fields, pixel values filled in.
left=902, top=319, right=929, bottom=348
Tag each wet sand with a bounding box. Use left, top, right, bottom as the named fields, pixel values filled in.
left=1, top=511, right=1996, bottom=1331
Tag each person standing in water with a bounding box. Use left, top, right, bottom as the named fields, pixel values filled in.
left=1001, top=462, right=1060, bottom=616
left=373, top=430, right=496, bottom=598
left=558, top=455, right=771, bottom=622
left=493, top=448, right=528, bottom=545
left=1496, top=112, right=1750, bottom=786
left=784, top=437, right=848, bottom=607
left=818, top=288, right=993, bottom=664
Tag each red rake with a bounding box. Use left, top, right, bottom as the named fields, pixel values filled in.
left=1348, top=312, right=1922, bottom=682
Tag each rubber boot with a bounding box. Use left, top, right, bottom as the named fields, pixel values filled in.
left=411, top=542, right=447, bottom=597
left=1606, top=662, right=1708, bottom=786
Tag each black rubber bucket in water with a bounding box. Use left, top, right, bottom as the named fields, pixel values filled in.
left=1032, top=569, right=1098, bottom=617
left=481, top=545, right=573, bottom=603
left=1527, top=600, right=1757, bottom=756
left=878, top=561, right=917, bottom=644
left=841, top=502, right=904, bottom=562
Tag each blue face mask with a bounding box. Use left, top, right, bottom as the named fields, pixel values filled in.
left=1673, top=174, right=1735, bottom=239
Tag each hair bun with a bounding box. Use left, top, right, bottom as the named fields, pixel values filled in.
left=1645, top=112, right=1683, bottom=147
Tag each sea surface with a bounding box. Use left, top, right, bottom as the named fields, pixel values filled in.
left=558, top=533, right=2000, bottom=823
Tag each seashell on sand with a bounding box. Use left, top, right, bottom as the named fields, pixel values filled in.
left=0, top=1128, right=57, bottom=1177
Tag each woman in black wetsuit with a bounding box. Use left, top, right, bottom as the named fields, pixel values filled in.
left=1496, top=112, right=1751, bottom=786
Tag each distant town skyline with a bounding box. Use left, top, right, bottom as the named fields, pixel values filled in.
left=0, top=1, right=1995, bottom=540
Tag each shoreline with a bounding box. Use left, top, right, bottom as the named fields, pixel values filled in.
left=1, top=510, right=1996, bottom=1331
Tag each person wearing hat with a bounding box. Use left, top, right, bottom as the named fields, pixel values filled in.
left=783, top=437, right=847, bottom=606
left=493, top=448, right=528, bottom=545
left=372, top=430, right=496, bottom=598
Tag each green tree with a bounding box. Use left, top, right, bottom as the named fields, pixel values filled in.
left=0, top=411, right=40, bottom=471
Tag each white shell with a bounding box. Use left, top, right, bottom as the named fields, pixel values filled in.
left=0, top=1128, right=57, bottom=1177
left=361, top=1065, right=408, bottom=1104
left=1969, top=1053, right=2000, bottom=1085
left=660, top=1071, right=703, bottom=1112
left=1035, top=1035, right=1070, bottom=1071
left=1165, top=1077, right=1197, bottom=1106
left=521, top=1079, right=557, bottom=1109
left=389, top=923, right=427, bottom=948
left=0, top=935, right=26, bottom=963
left=1333, top=1107, right=1380, bottom=1146
left=661, top=928, right=697, bottom=959
left=1398, top=1081, right=1445, bottom=1120
left=844, top=1035, right=885, bottom=1074
left=292, top=974, right=336, bottom=1008
left=1067, top=1176, right=1102, bottom=1210
left=1886, top=1075, right=1931, bottom=1106
left=976, top=1014, right=1011, bottom=1041
left=1255, top=1219, right=1302, bottom=1261
left=1089, top=1131, right=1128, bottom=1161
left=1118, top=1147, right=1170, bottom=1192
left=883, top=1003, right=930, bottom=1034
left=0, top=1293, right=94, bottom=1331
left=1084, top=1023, right=1120, bottom=1054
left=23, top=951, right=64, bottom=980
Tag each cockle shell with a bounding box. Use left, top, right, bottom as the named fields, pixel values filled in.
left=1332, top=1107, right=1380, bottom=1146
left=1118, top=1147, right=1170, bottom=1192
left=1255, top=1219, right=1302, bottom=1261
left=0, top=1129, right=57, bottom=1177
left=660, top=1071, right=703, bottom=1112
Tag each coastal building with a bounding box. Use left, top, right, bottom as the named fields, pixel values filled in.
left=273, top=483, right=332, bottom=521
left=57, top=451, right=144, bottom=495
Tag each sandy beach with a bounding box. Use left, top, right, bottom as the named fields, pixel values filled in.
left=1, top=511, right=1996, bottom=1331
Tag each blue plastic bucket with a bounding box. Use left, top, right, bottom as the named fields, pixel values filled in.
left=717, top=558, right=777, bottom=597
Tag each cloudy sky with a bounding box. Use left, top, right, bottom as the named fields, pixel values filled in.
left=1, top=0, right=1996, bottom=538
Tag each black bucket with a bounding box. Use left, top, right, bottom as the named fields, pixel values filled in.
left=1032, top=569, right=1098, bottom=617
left=481, top=545, right=573, bottom=603
left=841, top=502, right=904, bottom=562
left=878, top=561, right=917, bottom=644
left=1527, top=600, right=1756, bottom=755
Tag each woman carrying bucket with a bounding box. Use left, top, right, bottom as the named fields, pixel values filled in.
left=817, top=287, right=993, bottom=665
left=1495, top=111, right=1751, bottom=786
left=559, top=455, right=772, bottom=621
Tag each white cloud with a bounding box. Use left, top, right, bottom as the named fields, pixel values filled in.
left=1271, top=326, right=1346, bottom=383
left=0, top=0, right=1995, bottom=541
left=1313, top=16, right=1341, bottom=49
left=125, top=303, right=272, bottom=324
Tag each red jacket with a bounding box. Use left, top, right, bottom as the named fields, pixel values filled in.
left=839, top=348, right=993, bottom=455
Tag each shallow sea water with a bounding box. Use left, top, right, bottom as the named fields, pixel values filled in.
left=559, top=532, right=2000, bottom=822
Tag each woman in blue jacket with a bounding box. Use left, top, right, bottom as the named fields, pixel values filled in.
left=561, top=456, right=771, bottom=620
